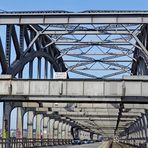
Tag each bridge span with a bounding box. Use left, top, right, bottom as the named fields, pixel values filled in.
left=0, top=10, right=148, bottom=148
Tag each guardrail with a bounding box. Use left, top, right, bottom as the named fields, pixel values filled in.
left=0, top=138, right=72, bottom=148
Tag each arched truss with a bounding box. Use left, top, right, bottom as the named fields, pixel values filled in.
left=1, top=11, right=148, bottom=78
left=0, top=24, right=67, bottom=78
left=131, top=25, right=148, bottom=75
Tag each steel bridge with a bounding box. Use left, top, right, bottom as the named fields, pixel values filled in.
left=0, top=10, right=148, bottom=148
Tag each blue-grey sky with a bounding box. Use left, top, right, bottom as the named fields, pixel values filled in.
left=1, top=0, right=148, bottom=12
left=1, top=0, right=148, bottom=130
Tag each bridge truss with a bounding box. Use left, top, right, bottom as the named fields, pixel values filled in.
left=0, top=10, right=148, bottom=147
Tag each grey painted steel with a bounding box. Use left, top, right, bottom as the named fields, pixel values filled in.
left=2, top=102, right=12, bottom=148
left=68, top=126, right=72, bottom=140
left=62, top=123, right=67, bottom=139
left=0, top=12, right=147, bottom=79
left=0, top=76, right=148, bottom=102
left=119, top=110, right=148, bottom=147
left=0, top=10, right=148, bottom=147
left=27, top=111, right=34, bottom=139
left=58, top=122, right=63, bottom=140
left=54, top=120, right=59, bottom=140
left=1, top=11, right=148, bottom=24
left=65, top=124, right=69, bottom=139
left=35, top=114, right=42, bottom=139
left=2, top=102, right=12, bottom=139
left=16, top=107, right=23, bottom=138
left=43, top=116, right=49, bottom=139
left=49, top=119, right=55, bottom=139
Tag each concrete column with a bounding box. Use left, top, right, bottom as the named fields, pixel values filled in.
left=36, top=114, right=42, bottom=139
left=27, top=111, right=34, bottom=139
left=16, top=107, right=23, bottom=138
left=43, top=116, right=49, bottom=139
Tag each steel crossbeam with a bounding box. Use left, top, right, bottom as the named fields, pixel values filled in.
left=1, top=11, right=148, bottom=24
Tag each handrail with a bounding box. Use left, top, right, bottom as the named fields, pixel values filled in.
left=0, top=138, right=72, bottom=148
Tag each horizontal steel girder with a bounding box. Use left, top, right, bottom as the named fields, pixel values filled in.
left=1, top=75, right=148, bottom=103
left=1, top=11, right=148, bottom=24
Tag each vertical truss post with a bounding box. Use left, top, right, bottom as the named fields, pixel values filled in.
left=50, top=64, right=53, bottom=79
left=36, top=114, right=42, bottom=139
left=16, top=107, right=23, bottom=139
left=2, top=102, right=12, bottom=148
left=54, top=120, right=59, bottom=145
left=49, top=118, right=55, bottom=145
left=29, top=60, right=33, bottom=79
left=20, top=25, right=25, bottom=53
left=135, top=120, right=140, bottom=146
left=58, top=121, right=63, bottom=144
left=27, top=111, right=34, bottom=139
left=5, top=25, right=12, bottom=67
left=145, top=110, right=148, bottom=147
left=0, top=37, right=7, bottom=73
left=141, top=113, right=147, bottom=146
left=138, top=117, right=142, bottom=145
left=37, top=58, right=41, bottom=79
left=44, top=58, right=48, bottom=79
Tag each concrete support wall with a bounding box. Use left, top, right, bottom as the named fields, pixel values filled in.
left=27, top=111, right=34, bottom=138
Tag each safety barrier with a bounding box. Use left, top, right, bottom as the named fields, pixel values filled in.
left=0, top=138, right=72, bottom=148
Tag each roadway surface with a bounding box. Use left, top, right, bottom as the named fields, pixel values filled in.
left=41, top=142, right=109, bottom=148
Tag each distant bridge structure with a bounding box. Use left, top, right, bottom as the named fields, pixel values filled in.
left=0, top=10, right=148, bottom=147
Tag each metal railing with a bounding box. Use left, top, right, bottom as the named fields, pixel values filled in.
left=0, top=138, right=72, bottom=148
